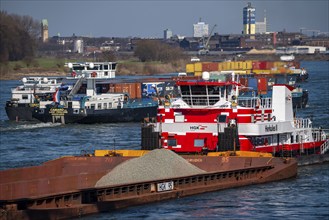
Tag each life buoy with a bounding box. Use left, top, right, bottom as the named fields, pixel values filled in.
left=91, top=72, right=97, bottom=77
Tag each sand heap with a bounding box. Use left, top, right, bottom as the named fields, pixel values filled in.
left=95, top=149, right=206, bottom=187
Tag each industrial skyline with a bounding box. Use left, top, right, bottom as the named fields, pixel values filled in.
left=1, top=0, right=328, bottom=38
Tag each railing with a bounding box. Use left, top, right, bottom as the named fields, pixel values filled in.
left=294, top=118, right=312, bottom=129
left=238, top=97, right=272, bottom=109
left=320, top=139, right=329, bottom=154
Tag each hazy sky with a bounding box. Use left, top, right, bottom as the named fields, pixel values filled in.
left=1, top=0, right=328, bottom=38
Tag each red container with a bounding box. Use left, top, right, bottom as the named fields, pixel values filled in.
left=202, top=62, right=218, bottom=72
left=265, top=61, right=274, bottom=69
left=239, top=78, right=248, bottom=87
left=259, top=61, right=267, bottom=70
left=257, top=77, right=268, bottom=92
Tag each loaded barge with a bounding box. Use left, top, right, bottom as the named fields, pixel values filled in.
left=0, top=150, right=297, bottom=220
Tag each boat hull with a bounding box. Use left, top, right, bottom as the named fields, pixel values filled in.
left=33, top=106, right=158, bottom=124
left=0, top=155, right=297, bottom=220
left=5, top=103, right=35, bottom=121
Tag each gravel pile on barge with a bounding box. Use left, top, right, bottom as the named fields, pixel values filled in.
left=95, top=149, right=206, bottom=187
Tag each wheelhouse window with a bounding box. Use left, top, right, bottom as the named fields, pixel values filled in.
left=22, top=95, right=29, bottom=100
left=73, top=66, right=84, bottom=71
left=194, top=139, right=204, bottom=147
left=175, top=115, right=184, bottom=122
left=167, top=139, right=177, bottom=147
left=87, top=65, right=98, bottom=71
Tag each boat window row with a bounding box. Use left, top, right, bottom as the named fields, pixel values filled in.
left=249, top=133, right=311, bottom=147
left=88, top=102, right=114, bottom=110
left=167, top=138, right=205, bottom=148
left=72, top=63, right=117, bottom=72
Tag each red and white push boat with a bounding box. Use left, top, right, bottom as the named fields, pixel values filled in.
left=142, top=72, right=328, bottom=159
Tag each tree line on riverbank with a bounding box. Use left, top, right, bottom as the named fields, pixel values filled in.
left=0, top=11, right=40, bottom=63
left=0, top=11, right=187, bottom=79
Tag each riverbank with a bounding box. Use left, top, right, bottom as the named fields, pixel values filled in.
left=0, top=60, right=188, bottom=80
left=1, top=53, right=328, bottom=80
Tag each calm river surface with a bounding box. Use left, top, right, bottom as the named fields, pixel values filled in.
left=0, top=61, right=328, bottom=219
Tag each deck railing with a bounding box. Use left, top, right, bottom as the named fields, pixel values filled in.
left=320, top=139, right=329, bottom=154
left=238, top=97, right=272, bottom=109
left=294, top=118, right=312, bottom=129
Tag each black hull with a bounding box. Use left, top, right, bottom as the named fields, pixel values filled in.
left=33, top=106, right=158, bottom=124
left=5, top=104, right=35, bottom=121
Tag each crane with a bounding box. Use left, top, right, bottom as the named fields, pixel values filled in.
left=198, top=24, right=217, bottom=55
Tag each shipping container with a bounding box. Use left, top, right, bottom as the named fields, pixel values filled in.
left=252, top=61, right=260, bottom=69
left=253, top=69, right=271, bottom=74
left=257, top=78, right=268, bottom=92
left=202, top=62, right=218, bottom=72
left=244, top=61, right=253, bottom=70
left=227, top=61, right=234, bottom=70
left=218, top=62, right=223, bottom=71
left=273, top=61, right=286, bottom=68
left=248, top=78, right=258, bottom=90
left=231, top=62, right=238, bottom=70
left=194, top=63, right=203, bottom=72
left=186, top=64, right=195, bottom=73
left=239, top=78, right=248, bottom=87
left=265, top=61, right=274, bottom=70
left=114, top=83, right=142, bottom=99
left=194, top=71, right=202, bottom=77
left=221, top=62, right=228, bottom=71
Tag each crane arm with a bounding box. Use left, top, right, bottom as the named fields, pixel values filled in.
left=205, top=24, right=217, bottom=49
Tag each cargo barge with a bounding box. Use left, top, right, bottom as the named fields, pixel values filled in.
left=0, top=150, right=297, bottom=220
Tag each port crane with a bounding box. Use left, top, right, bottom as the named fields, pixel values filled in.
left=198, top=24, right=217, bottom=55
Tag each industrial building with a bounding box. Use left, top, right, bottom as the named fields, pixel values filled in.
left=164, top=29, right=173, bottom=40
left=193, top=20, right=209, bottom=38
left=243, top=2, right=256, bottom=35
left=255, top=11, right=267, bottom=34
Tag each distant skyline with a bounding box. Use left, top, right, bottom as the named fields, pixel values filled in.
left=1, top=0, right=328, bottom=38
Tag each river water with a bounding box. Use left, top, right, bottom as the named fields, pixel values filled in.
left=0, top=61, right=328, bottom=219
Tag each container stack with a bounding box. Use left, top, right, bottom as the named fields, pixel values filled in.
left=186, top=60, right=301, bottom=76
